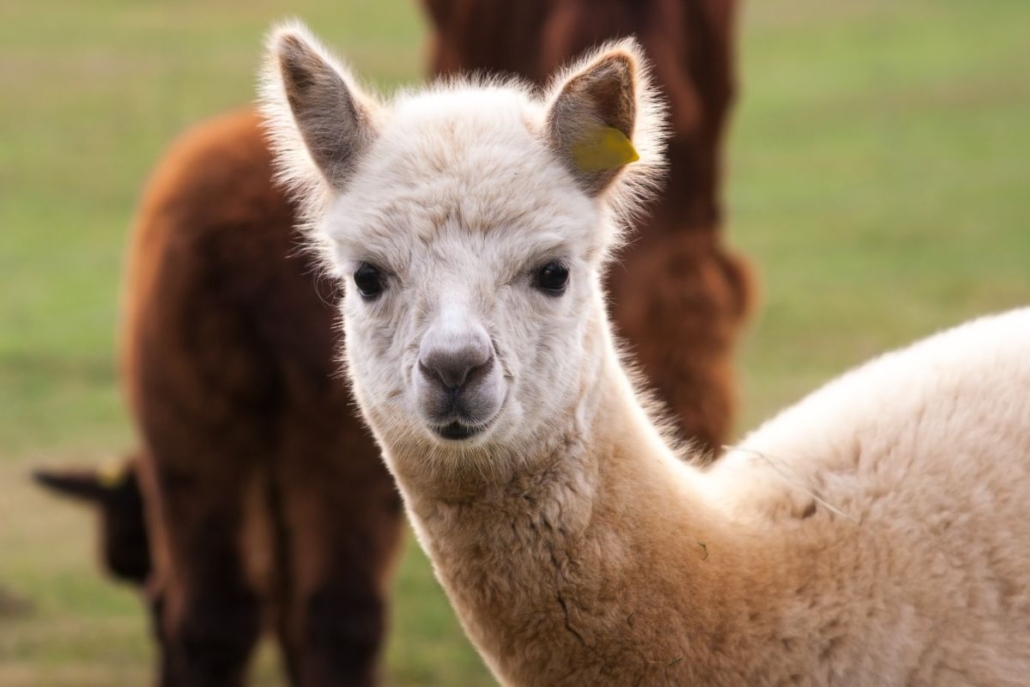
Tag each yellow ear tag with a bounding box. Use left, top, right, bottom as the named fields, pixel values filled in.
left=570, top=126, right=639, bottom=173
left=98, top=457, right=128, bottom=488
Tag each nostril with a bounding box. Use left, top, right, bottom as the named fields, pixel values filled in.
left=419, top=349, right=494, bottom=392
left=464, top=355, right=494, bottom=387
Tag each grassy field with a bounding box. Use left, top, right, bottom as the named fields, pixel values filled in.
left=1, top=0, right=1028, bottom=684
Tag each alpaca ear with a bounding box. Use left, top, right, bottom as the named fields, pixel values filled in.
left=262, top=23, right=379, bottom=191
left=546, top=42, right=647, bottom=196
left=33, top=459, right=132, bottom=505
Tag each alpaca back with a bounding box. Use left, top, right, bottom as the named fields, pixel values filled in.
left=711, top=309, right=1030, bottom=683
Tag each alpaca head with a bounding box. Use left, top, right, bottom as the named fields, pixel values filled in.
left=262, top=22, right=665, bottom=481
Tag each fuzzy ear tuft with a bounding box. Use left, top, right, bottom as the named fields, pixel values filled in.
left=545, top=39, right=668, bottom=208
left=260, top=21, right=379, bottom=200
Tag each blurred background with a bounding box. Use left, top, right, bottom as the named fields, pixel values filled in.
left=1, top=0, right=1027, bottom=684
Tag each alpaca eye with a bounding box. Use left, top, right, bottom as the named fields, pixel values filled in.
left=354, top=263, right=385, bottom=300
left=534, top=261, right=569, bottom=296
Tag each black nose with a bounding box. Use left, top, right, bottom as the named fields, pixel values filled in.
left=419, top=343, right=493, bottom=392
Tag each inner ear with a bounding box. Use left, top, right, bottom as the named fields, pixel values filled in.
left=572, top=55, right=636, bottom=138
left=264, top=25, right=378, bottom=191
left=547, top=51, right=640, bottom=196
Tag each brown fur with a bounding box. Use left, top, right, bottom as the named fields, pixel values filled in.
left=422, top=0, right=754, bottom=452
left=39, top=109, right=404, bottom=687
left=127, top=108, right=404, bottom=686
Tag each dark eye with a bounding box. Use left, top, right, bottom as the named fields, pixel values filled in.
left=534, top=261, right=569, bottom=296
left=354, top=263, right=385, bottom=300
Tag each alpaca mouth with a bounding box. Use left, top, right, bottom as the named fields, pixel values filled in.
left=422, top=386, right=507, bottom=442
left=434, top=421, right=485, bottom=441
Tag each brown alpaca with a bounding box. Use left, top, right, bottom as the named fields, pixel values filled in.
left=37, top=109, right=404, bottom=687
left=421, top=0, right=753, bottom=452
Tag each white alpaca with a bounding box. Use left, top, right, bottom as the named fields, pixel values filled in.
left=261, top=22, right=1030, bottom=686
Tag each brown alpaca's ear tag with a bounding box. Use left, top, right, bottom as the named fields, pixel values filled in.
left=571, top=126, right=639, bottom=174
left=98, top=457, right=129, bottom=488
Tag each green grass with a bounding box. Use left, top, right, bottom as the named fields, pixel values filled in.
left=1, top=0, right=1028, bottom=684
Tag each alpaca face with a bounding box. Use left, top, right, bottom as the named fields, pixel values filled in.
left=328, top=98, right=601, bottom=452
left=262, top=23, right=664, bottom=465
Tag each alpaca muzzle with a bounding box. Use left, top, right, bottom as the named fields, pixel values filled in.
left=414, top=318, right=506, bottom=439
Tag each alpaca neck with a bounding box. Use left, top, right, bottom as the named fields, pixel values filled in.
left=394, top=306, right=779, bottom=684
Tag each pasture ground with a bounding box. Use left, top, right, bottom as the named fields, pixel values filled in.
left=1, top=0, right=1027, bottom=684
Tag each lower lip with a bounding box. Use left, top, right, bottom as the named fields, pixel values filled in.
left=436, top=422, right=483, bottom=440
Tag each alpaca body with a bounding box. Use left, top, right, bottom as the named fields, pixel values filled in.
left=410, top=308, right=1030, bottom=686
left=262, top=25, right=1029, bottom=687
left=122, top=109, right=404, bottom=687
